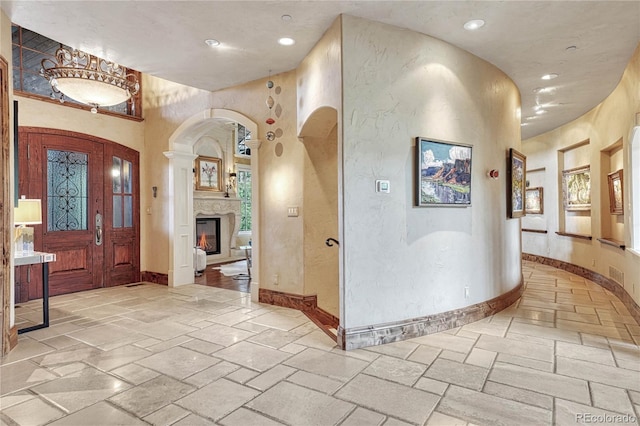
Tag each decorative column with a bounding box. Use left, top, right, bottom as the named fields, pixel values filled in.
left=248, top=139, right=262, bottom=301
left=163, top=150, right=197, bottom=287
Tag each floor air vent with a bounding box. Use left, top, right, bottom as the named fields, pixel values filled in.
left=608, top=266, right=624, bottom=285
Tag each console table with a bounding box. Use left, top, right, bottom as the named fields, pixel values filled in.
left=15, top=251, right=56, bottom=334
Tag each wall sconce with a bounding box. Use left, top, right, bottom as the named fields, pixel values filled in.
left=225, top=171, right=237, bottom=198
left=152, top=186, right=158, bottom=198
left=487, top=169, right=499, bottom=179
left=14, top=196, right=42, bottom=256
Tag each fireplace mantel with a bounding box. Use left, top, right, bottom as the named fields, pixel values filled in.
left=193, top=194, right=241, bottom=250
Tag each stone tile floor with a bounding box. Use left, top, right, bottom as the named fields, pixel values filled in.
left=1, top=260, right=639, bottom=425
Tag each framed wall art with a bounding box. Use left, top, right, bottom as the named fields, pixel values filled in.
left=562, top=165, right=591, bottom=211
left=525, top=187, right=544, bottom=214
left=508, top=148, right=526, bottom=218
left=195, top=155, right=222, bottom=191
left=415, top=137, right=472, bottom=207
left=607, top=169, right=623, bottom=215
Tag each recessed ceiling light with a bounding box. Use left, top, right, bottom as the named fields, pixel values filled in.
left=281, top=14, right=292, bottom=21
left=463, top=19, right=485, bottom=30
left=541, top=73, right=558, bottom=80
left=205, top=39, right=220, bottom=47
left=566, top=45, right=577, bottom=52
left=278, top=37, right=295, bottom=46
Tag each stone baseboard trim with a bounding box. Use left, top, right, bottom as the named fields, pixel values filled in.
left=259, top=288, right=339, bottom=342
left=141, top=271, right=169, bottom=285
left=522, top=253, right=640, bottom=325
left=337, top=280, right=524, bottom=351
left=259, top=288, right=316, bottom=310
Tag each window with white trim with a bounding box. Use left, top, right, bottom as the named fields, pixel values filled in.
left=236, top=164, right=252, bottom=232
left=236, top=124, right=251, bottom=157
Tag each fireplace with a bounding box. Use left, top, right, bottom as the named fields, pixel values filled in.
left=193, top=196, right=241, bottom=261
left=196, top=217, right=221, bottom=255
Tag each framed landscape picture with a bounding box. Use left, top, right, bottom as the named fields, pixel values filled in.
left=415, top=137, right=472, bottom=207
left=562, top=165, right=591, bottom=211
left=607, top=169, right=623, bottom=215
left=508, top=148, right=526, bottom=218
left=525, top=187, right=543, bottom=214
left=195, top=155, right=222, bottom=191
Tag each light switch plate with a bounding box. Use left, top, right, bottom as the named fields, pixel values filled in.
left=376, top=180, right=390, bottom=193
left=287, top=207, right=299, bottom=217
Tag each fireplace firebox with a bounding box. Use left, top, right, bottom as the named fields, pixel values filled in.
left=196, top=217, right=221, bottom=255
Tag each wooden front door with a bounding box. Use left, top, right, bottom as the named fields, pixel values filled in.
left=104, top=143, right=140, bottom=287
left=16, top=128, right=140, bottom=301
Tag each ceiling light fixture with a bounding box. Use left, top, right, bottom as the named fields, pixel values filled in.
left=278, top=37, right=295, bottom=46
left=541, top=73, right=559, bottom=80
left=205, top=39, right=220, bottom=47
left=281, top=14, right=292, bottom=21
left=463, top=19, right=485, bottom=30
left=533, top=86, right=555, bottom=94
left=41, top=46, right=139, bottom=114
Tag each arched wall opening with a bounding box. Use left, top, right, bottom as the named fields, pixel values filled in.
left=164, top=109, right=261, bottom=300
left=300, top=107, right=340, bottom=320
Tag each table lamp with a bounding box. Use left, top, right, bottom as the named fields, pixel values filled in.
left=14, top=197, right=42, bottom=256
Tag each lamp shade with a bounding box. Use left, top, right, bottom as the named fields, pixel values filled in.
left=55, top=77, right=132, bottom=107
left=14, top=199, right=42, bottom=225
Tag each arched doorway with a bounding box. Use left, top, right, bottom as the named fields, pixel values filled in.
left=299, top=107, right=341, bottom=324
left=164, top=109, right=260, bottom=300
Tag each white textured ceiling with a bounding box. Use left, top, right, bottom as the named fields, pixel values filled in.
left=2, top=1, right=639, bottom=139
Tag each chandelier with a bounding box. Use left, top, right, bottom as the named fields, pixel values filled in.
left=41, top=46, right=139, bottom=113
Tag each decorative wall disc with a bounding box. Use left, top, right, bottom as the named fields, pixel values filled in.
left=266, top=80, right=274, bottom=89
left=266, top=117, right=275, bottom=125
left=266, top=131, right=276, bottom=141
left=266, top=96, right=274, bottom=109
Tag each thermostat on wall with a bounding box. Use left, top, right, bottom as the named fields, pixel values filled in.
left=376, top=180, right=390, bottom=193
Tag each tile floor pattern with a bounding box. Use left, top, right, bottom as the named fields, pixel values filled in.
left=2, top=260, right=640, bottom=426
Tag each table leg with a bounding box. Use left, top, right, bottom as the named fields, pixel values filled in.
left=18, top=262, right=50, bottom=334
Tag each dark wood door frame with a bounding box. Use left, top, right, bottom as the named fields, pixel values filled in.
left=1, top=56, right=11, bottom=355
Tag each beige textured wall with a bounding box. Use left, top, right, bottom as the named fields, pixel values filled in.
left=341, top=16, right=522, bottom=329
left=15, top=98, right=144, bottom=152
left=141, top=75, right=212, bottom=275
left=142, top=70, right=306, bottom=293
left=522, top=43, right=640, bottom=307
left=297, top=17, right=343, bottom=133
left=297, top=17, right=342, bottom=317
